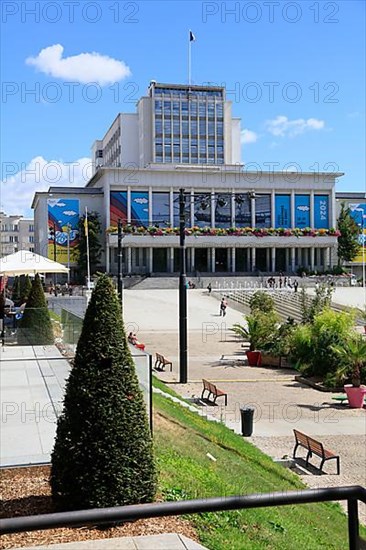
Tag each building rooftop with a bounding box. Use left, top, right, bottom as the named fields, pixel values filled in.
left=31, top=187, right=103, bottom=209
left=336, top=192, right=366, bottom=200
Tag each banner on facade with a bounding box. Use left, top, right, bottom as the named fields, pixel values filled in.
left=349, top=203, right=366, bottom=263
left=314, top=195, right=329, bottom=228
left=110, top=191, right=149, bottom=227
left=275, top=195, right=291, bottom=228
left=110, top=192, right=127, bottom=226
left=294, top=195, right=310, bottom=228
left=47, top=198, right=79, bottom=263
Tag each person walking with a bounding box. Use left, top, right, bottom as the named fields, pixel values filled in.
left=207, top=283, right=212, bottom=294
left=220, top=297, right=228, bottom=317
left=293, top=280, right=299, bottom=293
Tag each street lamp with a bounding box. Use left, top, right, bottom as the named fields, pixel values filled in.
left=49, top=222, right=57, bottom=288
left=117, top=219, right=124, bottom=309
left=179, top=189, right=188, bottom=384
left=178, top=189, right=250, bottom=384
left=66, top=223, right=71, bottom=285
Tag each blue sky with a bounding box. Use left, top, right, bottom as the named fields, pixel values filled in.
left=1, top=0, right=365, bottom=215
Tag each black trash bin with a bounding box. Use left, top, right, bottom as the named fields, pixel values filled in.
left=240, top=407, right=254, bottom=437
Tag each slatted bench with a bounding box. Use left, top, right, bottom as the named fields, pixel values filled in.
left=201, top=379, right=228, bottom=405
left=154, top=352, right=173, bottom=372
left=293, top=429, right=340, bottom=475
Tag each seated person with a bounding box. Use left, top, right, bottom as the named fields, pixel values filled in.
left=128, top=332, right=145, bottom=351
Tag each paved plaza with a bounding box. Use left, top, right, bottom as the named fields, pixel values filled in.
left=124, top=287, right=366, bottom=521
left=1, top=286, right=365, bottom=522
left=0, top=345, right=70, bottom=467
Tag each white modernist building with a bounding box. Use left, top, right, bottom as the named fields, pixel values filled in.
left=33, top=82, right=342, bottom=276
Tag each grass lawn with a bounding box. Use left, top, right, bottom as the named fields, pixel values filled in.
left=153, top=384, right=365, bottom=550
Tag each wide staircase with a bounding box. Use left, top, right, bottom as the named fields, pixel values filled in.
left=221, top=287, right=364, bottom=325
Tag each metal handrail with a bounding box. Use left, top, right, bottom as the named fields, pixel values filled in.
left=1, top=485, right=365, bottom=549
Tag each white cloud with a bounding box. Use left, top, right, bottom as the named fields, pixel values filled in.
left=265, top=115, right=325, bottom=138
left=1, top=156, right=92, bottom=216
left=26, top=44, right=131, bottom=85
left=241, top=129, right=258, bottom=144
left=63, top=210, right=78, bottom=216
left=134, top=197, right=148, bottom=205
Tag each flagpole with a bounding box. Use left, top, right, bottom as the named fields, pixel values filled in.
left=85, top=207, right=91, bottom=290
left=188, top=30, right=191, bottom=85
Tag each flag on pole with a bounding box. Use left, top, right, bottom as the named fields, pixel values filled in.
left=189, top=30, right=196, bottom=42
left=84, top=208, right=89, bottom=237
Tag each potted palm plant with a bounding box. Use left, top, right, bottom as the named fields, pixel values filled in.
left=332, top=335, right=366, bottom=408
left=231, top=310, right=279, bottom=367
left=231, top=315, right=261, bottom=366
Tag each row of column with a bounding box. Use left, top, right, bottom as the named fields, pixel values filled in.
left=112, top=246, right=333, bottom=274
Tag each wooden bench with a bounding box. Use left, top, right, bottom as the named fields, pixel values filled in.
left=293, top=429, right=340, bottom=475
left=201, top=379, right=228, bottom=406
left=154, top=352, right=173, bottom=372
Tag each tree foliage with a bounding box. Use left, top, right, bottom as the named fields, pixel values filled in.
left=249, top=291, right=275, bottom=313
left=331, top=335, right=366, bottom=387
left=11, top=276, right=21, bottom=304
left=232, top=310, right=279, bottom=352
left=18, top=274, right=54, bottom=345
left=20, top=275, right=32, bottom=303
left=337, top=203, right=361, bottom=264
left=51, top=274, right=156, bottom=511
left=289, top=309, right=355, bottom=380
left=75, top=211, right=102, bottom=282
left=300, top=284, right=333, bottom=324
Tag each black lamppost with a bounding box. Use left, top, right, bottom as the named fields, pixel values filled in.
left=178, top=189, right=254, bottom=384
left=117, top=219, right=124, bottom=308
left=49, top=223, right=57, bottom=289
left=179, top=189, right=188, bottom=383
left=178, top=189, right=229, bottom=384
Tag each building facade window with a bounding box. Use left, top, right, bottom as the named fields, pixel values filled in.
left=255, top=195, right=271, bottom=228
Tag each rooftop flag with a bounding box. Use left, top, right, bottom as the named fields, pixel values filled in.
left=188, top=31, right=196, bottom=84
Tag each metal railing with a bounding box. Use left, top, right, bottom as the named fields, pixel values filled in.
left=1, top=485, right=365, bottom=549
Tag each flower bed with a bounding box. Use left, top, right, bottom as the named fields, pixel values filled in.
left=107, top=225, right=340, bottom=238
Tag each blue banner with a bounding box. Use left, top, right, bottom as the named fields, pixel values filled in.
left=314, top=195, right=329, bottom=228
left=47, top=198, right=79, bottom=262
left=295, top=195, right=310, bottom=228
left=275, top=195, right=291, bottom=228
left=131, top=192, right=149, bottom=226
left=349, top=204, right=366, bottom=263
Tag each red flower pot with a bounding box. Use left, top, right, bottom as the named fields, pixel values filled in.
left=344, top=385, right=366, bottom=408
left=246, top=351, right=262, bottom=367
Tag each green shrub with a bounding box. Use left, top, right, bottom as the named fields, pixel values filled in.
left=232, top=310, right=279, bottom=351
left=249, top=291, right=275, bottom=313
left=11, top=276, right=20, bottom=305
left=289, top=309, right=355, bottom=379
left=269, top=318, right=297, bottom=357
left=300, top=284, right=333, bottom=324
left=20, top=275, right=32, bottom=303
left=329, top=335, right=366, bottom=387
left=18, top=274, right=54, bottom=345
left=51, top=274, right=157, bottom=510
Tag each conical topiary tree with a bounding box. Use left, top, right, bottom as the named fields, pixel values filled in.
left=12, top=277, right=20, bottom=305
left=50, top=274, right=156, bottom=510
left=18, top=274, right=54, bottom=345
left=20, top=275, right=32, bottom=303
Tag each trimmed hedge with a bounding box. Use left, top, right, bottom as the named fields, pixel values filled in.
left=51, top=274, right=156, bottom=510
left=18, top=274, right=54, bottom=345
